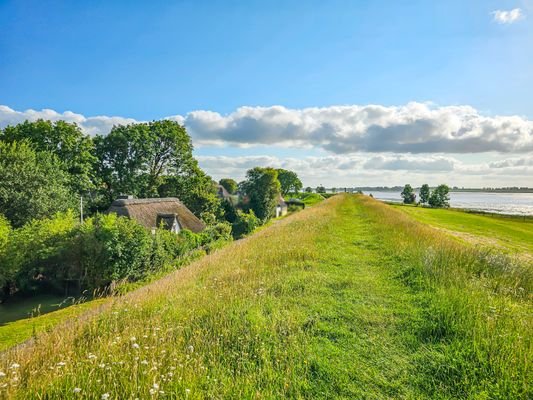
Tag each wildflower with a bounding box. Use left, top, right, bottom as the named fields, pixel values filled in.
left=141, top=360, right=149, bottom=365
left=130, top=336, right=137, bottom=342
left=185, top=388, right=191, bottom=395
left=0, top=372, right=5, bottom=378
left=10, top=363, right=20, bottom=369
left=57, top=362, right=66, bottom=367
left=132, top=343, right=140, bottom=349
left=149, top=388, right=156, bottom=395
left=88, top=354, right=97, bottom=360
left=153, top=383, right=159, bottom=390
left=187, top=345, right=194, bottom=353
left=101, top=393, right=110, bottom=400
left=73, top=388, right=82, bottom=393
left=99, top=363, right=106, bottom=369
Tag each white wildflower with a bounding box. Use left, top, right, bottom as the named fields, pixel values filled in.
left=130, top=336, right=136, bottom=342
left=141, top=360, right=148, bottom=365
left=0, top=371, right=5, bottom=378
left=185, top=388, right=191, bottom=395
left=149, top=388, right=156, bottom=395
left=101, top=393, right=110, bottom=400
left=187, top=345, right=194, bottom=353
left=88, top=354, right=97, bottom=360
left=10, top=363, right=20, bottom=369
left=73, top=387, right=82, bottom=393
left=132, top=343, right=140, bottom=349
left=57, top=362, right=66, bottom=367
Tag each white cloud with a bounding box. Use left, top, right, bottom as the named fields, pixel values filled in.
left=492, top=8, right=524, bottom=24
left=197, top=154, right=533, bottom=186
left=0, top=105, right=137, bottom=136
left=1, top=103, right=533, bottom=155
left=180, top=103, right=533, bottom=154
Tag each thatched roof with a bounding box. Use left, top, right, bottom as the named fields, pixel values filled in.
left=107, top=197, right=205, bottom=233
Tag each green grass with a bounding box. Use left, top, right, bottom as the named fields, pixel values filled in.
left=1, top=195, right=530, bottom=399
left=0, top=299, right=105, bottom=352
left=287, top=192, right=326, bottom=206
left=392, top=204, right=533, bottom=254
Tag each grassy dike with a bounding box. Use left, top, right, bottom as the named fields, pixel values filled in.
left=0, top=195, right=530, bottom=399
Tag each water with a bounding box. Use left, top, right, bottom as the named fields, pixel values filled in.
left=368, top=191, right=533, bottom=216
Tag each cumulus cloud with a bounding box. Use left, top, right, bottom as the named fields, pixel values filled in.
left=0, top=105, right=137, bottom=136
left=197, top=154, right=533, bottom=183
left=492, top=8, right=524, bottom=24
left=2, top=103, right=533, bottom=154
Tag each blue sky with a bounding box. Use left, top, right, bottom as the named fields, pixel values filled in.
left=1, top=0, right=532, bottom=186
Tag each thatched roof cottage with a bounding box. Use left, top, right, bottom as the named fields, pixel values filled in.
left=107, top=196, right=205, bottom=233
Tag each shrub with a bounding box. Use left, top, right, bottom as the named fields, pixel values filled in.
left=77, top=213, right=153, bottom=289
left=3, top=211, right=77, bottom=294
left=231, top=210, right=260, bottom=239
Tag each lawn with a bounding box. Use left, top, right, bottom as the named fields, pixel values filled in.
left=392, top=203, right=533, bottom=254
left=287, top=192, right=326, bottom=206
left=0, top=195, right=530, bottom=399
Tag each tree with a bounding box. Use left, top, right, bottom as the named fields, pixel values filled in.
left=95, top=120, right=196, bottom=199
left=419, top=184, right=430, bottom=204
left=428, top=184, right=450, bottom=208
left=219, top=178, right=238, bottom=195
left=305, top=187, right=313, bottom=193
left=0, top=215, right=12, bottom=301
left=401, top=184, right=416, bottom=204
left=1, top=120, right=96, bottom=194
left=316, top=185, right=326, bottom=194
left=239, top=167, right=281, bottom=221
left=0, top=141, right=78, bottom=227
left=276, top=169, right=303, bottom=195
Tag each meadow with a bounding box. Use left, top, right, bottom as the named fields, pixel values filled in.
left=0, top=194, right=531, bottom=399
left=393, top=204, right=533, bottom=254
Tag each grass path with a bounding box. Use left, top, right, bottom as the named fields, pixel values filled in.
left=1, top=195, right=530, bottom=399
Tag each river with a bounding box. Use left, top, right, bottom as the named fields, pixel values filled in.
left=367, top=191, right=533, bottom=216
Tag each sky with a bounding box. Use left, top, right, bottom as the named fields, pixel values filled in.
left=1, top=0, right=532, bottom=187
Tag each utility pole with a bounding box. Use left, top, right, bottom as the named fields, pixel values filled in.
left=80, top=195, right=84, bottom=224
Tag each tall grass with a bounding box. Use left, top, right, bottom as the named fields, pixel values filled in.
left=0, top=194, right=530, bottom=399
left=356, top=196, right=532, bottom=398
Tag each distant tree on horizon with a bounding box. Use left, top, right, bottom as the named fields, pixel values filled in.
left=401, top=184, right=416, bottom=204
left=419, top=184, right=430, bottom=204
left=316, top=185, right=326, bottom=194
left=305, top=187, right=313, bottom=193
left=428, top=184, right=450, bottom=208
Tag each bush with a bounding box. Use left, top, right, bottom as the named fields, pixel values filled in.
left=76, top=213, right=153, bottom=289
left=428, top=184, right=450, bottom=208
left=201, top=222, right=232, bottom=253
left=3, top=211, right=77, bottom=294
left=231, top=210, right=260, bottom=239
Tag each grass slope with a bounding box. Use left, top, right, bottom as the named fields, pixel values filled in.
left=393, top=204, right=533, bottom=254
left=1, top=195, right=531, bottom=399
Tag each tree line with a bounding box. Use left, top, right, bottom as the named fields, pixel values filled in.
left=0, top=119, right=305, bottom=302
left=400, top=183, right=450, bottom=207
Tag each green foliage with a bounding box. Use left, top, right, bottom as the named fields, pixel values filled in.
left=276, top=169, right=303, bottom=195
left=1, top=120, right=96, bottom=193
left=76, top=213, right=154, bottom=289
left=221, top=199, right=238, bottom=223
left=0, top=215, right=12, bottom=293
left=316, top=185, right=326, bottom=194
left=305, top=187, right=313, bottom=193
left=231, top=210, right=260, bottom=239
left=2, top=211, right=77, bottom=294
left=428, top=184, right=450, bottom=208
left=401, top=184, right=417, bottom=204
left=240, top=167, right=281, bottom=221
left=288, top=192, right=325, bottom=206
left=419, top=184, right=430, bottom=204
left=0, top=141, right=78, bottom=227
left=95, top=120, right=200, bottom=201
left=219, top=178, right=238, bottom=195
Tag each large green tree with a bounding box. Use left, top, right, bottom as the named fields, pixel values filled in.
left=276, top=169, right=303, bottom=196
left=95, top=120, right=220, bottom=215
left=0, top=141, right=78, bottom=227
left=239, top=167, right=281, bottom=221
left=1, top=120, right=96, bottom=193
